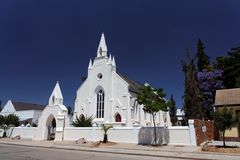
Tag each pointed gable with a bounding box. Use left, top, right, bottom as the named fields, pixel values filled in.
left=1, top=100, right=16, bottom=113
left=49, top=81, right=63, bottom=106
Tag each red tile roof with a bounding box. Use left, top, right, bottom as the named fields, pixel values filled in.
left=12, top=101, right=45, bottom=111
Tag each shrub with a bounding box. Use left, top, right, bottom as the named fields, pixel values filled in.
left=72, top=115, right=93, bottom=127
left=0, top=115, right=4, bottom=125
left=4, top=114, right=19, bottom=126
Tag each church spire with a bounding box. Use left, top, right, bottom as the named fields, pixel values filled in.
left=49, top=81, right=63, bottom=106
left=97, top=33, right=108, bottom=58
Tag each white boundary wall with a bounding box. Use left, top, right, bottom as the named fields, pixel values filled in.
left=168, top=126, right=191, bottom=145
left=64, top=127, right=140, bottom=143
left=9, top=122, right=197, bottom=146
left=10, top=127, right=38, bottom=140
left=64, top=126, right=195, bottom=145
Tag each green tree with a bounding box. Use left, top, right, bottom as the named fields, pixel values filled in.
left=0, top=114, right=19, bottom=137
left=168, top=94, right=177, bottom=126
left=216, top=47, right=240, bottom=88
left=137, top=85, right=167, bottom=145
left=101, top=124, right=113, bottom=143
left=0, top=100, right=2, bottom=112
left=4, top=114, right=19, bottom=126
left=213, top=107, right=235, bottom=147
left=197, top=69, right=224, bottom=120
left=72, top=115, right=93, bottom=127
left=196, top=39, right=210, bottom=71
left=0, top=115, right=4, bottom=125
left=182, top=51, right=203, bottom=122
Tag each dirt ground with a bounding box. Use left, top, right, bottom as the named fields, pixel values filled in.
left=202, top=145, right=240, bottom=154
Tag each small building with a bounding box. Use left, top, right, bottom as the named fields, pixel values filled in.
left=0, top=100, right=45, bottom=125
left=176, top=109, right=185, bottom=126
left=215, top=88, right=240, bottom=141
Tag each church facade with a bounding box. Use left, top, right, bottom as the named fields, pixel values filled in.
left=5, top=34, right=200, bottom=145
left=74, top=33, right=171, bottom=127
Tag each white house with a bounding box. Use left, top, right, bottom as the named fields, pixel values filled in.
left=176, top=109, right=185, bottom=126
left=0, top=100, right=45, bottom=125
left=74, top=33, right=171, bottom=127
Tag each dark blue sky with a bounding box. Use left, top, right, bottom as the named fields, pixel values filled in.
left=0, top=0, right=239, bottom=108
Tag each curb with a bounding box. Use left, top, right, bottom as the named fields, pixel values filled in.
left=0, top=142, right=212, bottom=160
left=1, top=141, right=240, bottom=159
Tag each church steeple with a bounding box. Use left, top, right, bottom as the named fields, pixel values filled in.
left=97, top=33, right=108, bottom=58
left=49, top=81, right=63, bottom=106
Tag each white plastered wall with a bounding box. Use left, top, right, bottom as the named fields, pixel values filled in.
left=36, top=104, right=67, bottom=141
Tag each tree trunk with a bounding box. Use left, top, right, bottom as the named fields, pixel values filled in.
left=3, top=130, right=7, bottom=137
left=223, top=131, right=226, bottom=147
left=103, top=134, right=108, bottom=143
left=152, top=114, right=157, bottom=145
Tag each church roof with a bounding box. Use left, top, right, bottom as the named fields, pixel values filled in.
left=118, top=74, right=144, bottom=94
left=12, top=101, right=45, bottom=111
left=215, top=88, right=240, bottom=106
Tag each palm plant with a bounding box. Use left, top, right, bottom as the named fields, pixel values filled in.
left=72, top=115, right=93, bottom=127
left=0, top=124, right=14, bottom=137
left=101, top=124, right=113, bottom=143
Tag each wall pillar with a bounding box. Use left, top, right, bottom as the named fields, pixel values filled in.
left=54, top=111, right=67, bottom=142
left=188, top=119, right=197, bottom=146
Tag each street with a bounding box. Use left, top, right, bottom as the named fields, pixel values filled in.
left=0, top=144, right=177, bottom=160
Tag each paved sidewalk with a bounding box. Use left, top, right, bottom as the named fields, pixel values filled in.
left=211, top=140, right=240, bottom=147
left=0, top=139, right=240, bottom=160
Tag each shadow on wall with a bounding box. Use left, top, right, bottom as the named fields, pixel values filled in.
left=138, top=127, right=169, bottom=145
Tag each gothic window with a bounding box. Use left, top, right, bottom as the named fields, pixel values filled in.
left=115, top=113, right=121, bottom=122
left=52, top=96, right=55, bottom=104
left=96, top=90, right=104, bottom=118
left=99, top=47, right=102, bottom=56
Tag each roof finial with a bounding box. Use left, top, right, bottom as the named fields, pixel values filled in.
left=112, top=56, right=116, bottom=67
left=88, top=59, right=92, bottom=69
left=108, top=54, right=112, bottom=64
left=97, top=33, right=108, bottom=58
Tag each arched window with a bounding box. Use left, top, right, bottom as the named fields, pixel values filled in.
left=115, top=113, right=121, bottom=122
left=52, top=96, right=55, bottom=104
left=96, top=90, right=104, bottom=118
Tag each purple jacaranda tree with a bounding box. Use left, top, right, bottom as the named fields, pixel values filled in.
left=197, top=69, right=224, bottom=120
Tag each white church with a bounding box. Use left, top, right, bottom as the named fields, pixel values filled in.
left=73, top=33, right=171, bottom=127
left=4, top=34, right=182, bottom=144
